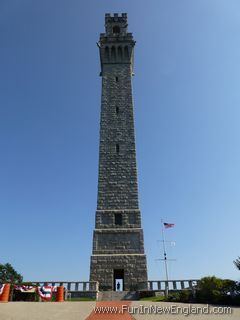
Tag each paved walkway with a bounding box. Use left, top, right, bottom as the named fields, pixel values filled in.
left=132, top=301, right=239, bottom=319
left=0, top=302, right=95, bottom=320
left=0, top=301, right=239, bottom=319
left=86, top=301, right=134, bottom=319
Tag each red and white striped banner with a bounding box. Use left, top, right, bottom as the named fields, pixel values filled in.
left=37, top=286, right=54, bottom=301
left=14, top=285, right=35, bottom=292
left=0, top=284, right=5, bottom=295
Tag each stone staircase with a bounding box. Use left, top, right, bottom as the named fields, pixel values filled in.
left=98, top=291, right=139, bottom=301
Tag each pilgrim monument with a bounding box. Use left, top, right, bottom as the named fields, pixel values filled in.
left=90, top=13, right=148, bottom=291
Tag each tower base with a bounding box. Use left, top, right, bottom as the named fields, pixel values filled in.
left=90, top=254, right=148, bottom=291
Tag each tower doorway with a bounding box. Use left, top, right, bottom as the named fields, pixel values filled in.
left=113, top=269, right=124, bottom=291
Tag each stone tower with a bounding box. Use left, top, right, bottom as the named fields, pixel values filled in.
left=90, top=13, right=148, bottom=291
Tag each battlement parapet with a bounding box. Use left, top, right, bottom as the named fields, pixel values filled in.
left=105, top=13, right=127, bottom=18
left=104, top=13, right=129, bottom=36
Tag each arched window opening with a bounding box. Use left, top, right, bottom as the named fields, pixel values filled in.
left=113, top=26, right=120, bottom=34
left=118, top=46, right=123, bottom=60
left=115, top=76, right=119, bottom=82
left=124, top=46, right=129, bottom=59
left=105, top=46, right=109, bottom=61
left=111, top=46, right=116, bottom=61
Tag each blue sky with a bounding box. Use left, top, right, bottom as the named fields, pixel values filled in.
left=0, top=0, right=239, bottom=282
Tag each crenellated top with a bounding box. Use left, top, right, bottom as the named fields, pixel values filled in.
left=98, top=13, right=135, bottom=71
left=104, top=13, right=128, bottom=36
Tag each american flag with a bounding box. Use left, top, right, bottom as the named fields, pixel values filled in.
left=164, top=222, right=175, bottom=228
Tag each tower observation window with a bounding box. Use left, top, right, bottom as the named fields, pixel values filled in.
left=115, top=213, right=122, bottom=225
left=113, top=26, right=120, bottom=34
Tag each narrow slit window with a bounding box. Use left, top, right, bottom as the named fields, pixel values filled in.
left=115, top=76, right=119, bottom=82
left=116, top=144, right=120, bottom=153
left=115, top=213, right=122, bottom=225
left=116, top=107, right=119, bottom=115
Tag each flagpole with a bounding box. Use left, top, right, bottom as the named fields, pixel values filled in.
left=161, top=219, right=169, bottom=296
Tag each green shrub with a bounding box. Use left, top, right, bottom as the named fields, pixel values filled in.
left=179, top=290, right=193, bottom=303
left=166, top=290, right=193, bottom=303
left=196, top=276, right=240, bottom=305
left=167, top=292, right=181, bottom=302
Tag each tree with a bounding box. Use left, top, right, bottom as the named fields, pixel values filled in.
left=0, top=263, right=23, bottom=283
left=234, top=257, right=240, bottom=271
